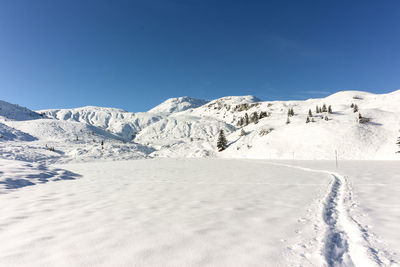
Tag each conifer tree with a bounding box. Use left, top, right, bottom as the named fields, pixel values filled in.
left=351, top=103, right=354, bottom=108
left=325, top=116, right=329, bottom=121
left=250, top=112, right=259, bottom=124
left=240, top=129, right=246, bottom=136
left=353, top=104, right=359, bottom=113
left=328, top=105, right=332, bottom=114
left=316, top=105, right=319, bottom=113
left=290, top=108, right=294, bottom=116
left=322, top=104, right=327, bottom=112
left=217, top=130, right=228, bottom=151
left=244, top=113, right=249, bottom=126
left=397, top=135, right=400, bottom=152
left=286, top=117, right=290, bottom=124
left=259, top=111, right=268, bottom=119
left=306, top=117, right=310, bottom=123
left=308, top=109, right=313, bottom=117
left=237, top=117, right=244, bottom=127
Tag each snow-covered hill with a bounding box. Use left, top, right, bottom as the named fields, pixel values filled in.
left=218, top=90, right=400, bottom=160
left=1, top=89, right=400, bottom=162
left=148, top=96, right=208, bottom=114
left=0, top=123, right=37, bottom=142
left=0, top=100, right=42, bottom=121
left=39, top=106, right=164, bottom=141
left=0, top=102, right=153, bottom=163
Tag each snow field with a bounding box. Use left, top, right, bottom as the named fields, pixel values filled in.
left=0, top=159, right=331, bottom=267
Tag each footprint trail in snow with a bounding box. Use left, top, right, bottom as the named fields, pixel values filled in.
left=267, top=161, right=398, bottom=267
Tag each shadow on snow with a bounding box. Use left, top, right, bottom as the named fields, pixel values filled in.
left=0, top=165, right=81, bottom=191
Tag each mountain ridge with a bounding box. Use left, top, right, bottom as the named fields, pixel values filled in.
left=1, top=90, right=399, bottom=162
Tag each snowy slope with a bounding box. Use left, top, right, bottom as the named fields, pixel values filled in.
left=0, top=100, right=42, bottom=121
left=218, top=90, right=400, bottom=160
left=0, top=123, right=37, bottom=142
left=1, top=89, right=400, bottom=162
left=134, top=114, right=235, bottom=158
left=0, top=102, right=154, bottom=163
left=148, top=96, right=208, bottom=114
left=40, top=106, right=164, bottom=140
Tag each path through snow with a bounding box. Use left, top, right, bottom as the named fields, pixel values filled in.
left=265, top=160, right=398, bottom=266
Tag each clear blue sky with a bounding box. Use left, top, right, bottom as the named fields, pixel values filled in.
left=1, top=0, right=400, bottom=112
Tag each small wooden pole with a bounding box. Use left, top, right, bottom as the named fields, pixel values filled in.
left=335, top=150, right=338, bottom=168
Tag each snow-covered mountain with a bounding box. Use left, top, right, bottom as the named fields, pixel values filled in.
left=0, top=100, right=42, bottom=121
left=148, top=96, right=208, bottom=114
left=1, top=90, right=400, bottom=162
left=39, top=106, right=164, bottom=140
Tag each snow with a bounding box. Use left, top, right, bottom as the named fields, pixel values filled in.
left=40, top=106, right=164, bottom=141
left=0, top=159, right=331, bottom=266
left=0, top=123, right=36, bottom=142
left=0, top=159, right=398, bottom=266
left=0, top=90, right=399, bottom=266
left=273, top=160, right=400, bottom=265
left=22, top=89, right=400, bottom=160
left=148, top=96, right=208, bottom=114
left=0, top=100, right=41, bottom=121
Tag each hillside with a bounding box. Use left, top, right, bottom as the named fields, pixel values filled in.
left=1, top=90, right=400, bottom=163
left=39, top=106, right=164, bottom=141
left=148, top=96, right=209, bottom=114
left=0, top=102, right=152, bottom=163
left=0, top=100, right=42, bottom=121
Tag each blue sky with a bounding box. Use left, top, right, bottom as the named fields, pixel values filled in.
left=1, top=0, right=400, bottom=112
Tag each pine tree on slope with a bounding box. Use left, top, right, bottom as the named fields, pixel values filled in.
left=251, top=112, right=259, bottom=124
left=217, top=130, right=228, bottom=151
left=244, top=113, right=249, bottom=126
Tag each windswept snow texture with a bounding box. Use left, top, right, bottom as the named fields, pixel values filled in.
left=148, top=96, right=208, bottom=114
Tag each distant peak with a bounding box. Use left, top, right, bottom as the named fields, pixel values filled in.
left=148, top=96, right=208, bottom=114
